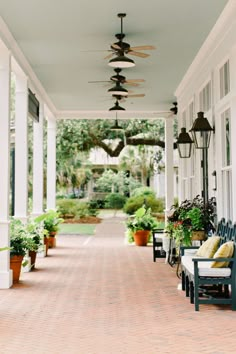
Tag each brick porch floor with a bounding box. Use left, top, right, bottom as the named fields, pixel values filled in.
left=1, top=217, right=236, bottom=353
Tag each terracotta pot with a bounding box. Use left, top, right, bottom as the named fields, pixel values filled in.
left=48, top=232, right=57, bottom=248
left=44, top=237, right=49, bottom=256
left=29, top=250, right=37, bottom=270
left=133, top=230, right=150, bottom=246
left=191, top=230, right=206, bottom=241
left=10, top=255, right=24, bottom=283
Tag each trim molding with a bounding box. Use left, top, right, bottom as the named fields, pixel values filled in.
left=175, top=0, right=236, bottom=99
left=0, top=16, right=57, bottom=116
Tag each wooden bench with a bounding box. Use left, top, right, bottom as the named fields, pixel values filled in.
left=181, top=218, right=236, bottom=311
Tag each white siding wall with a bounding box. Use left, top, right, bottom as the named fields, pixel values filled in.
left=175, top=1, right=236, bottom=221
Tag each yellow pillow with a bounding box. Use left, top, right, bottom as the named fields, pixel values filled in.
left=195, top=236, right=220, bottom=258
left=211, top=241, right=234, bottom=268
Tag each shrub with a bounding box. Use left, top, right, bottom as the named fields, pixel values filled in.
left=56, top=199, right=78, bottom=218
left=105, top=193, right=127, bottom=209
left=89, top=199, right=105, bottom=209
left=57, top=199, right=99, bottom=219
left=87, top=201, right=99, bottom=217
left=75, top=202, right=90, bottom=218
left=131, top=186, right=156, bottom=198
left=123, top=195, right=164, bottom=215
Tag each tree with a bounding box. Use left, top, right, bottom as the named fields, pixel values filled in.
left=119, top=145, right=159, bottom=186
left=56, top=118, right=176, bottom=158
left=95, top=169, right=141, bottom=196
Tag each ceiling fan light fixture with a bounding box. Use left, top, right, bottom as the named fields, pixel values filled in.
left=108, top=54, right=135, bottom=68
left=110, top=118, right=124, bottom=131
left=109, top=101, right=125, bottom=111
left=108, top=83, right=128, bottom=96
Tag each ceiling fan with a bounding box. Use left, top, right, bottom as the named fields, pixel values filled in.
left=111, top=92, right=145, bottom=101
left=110, top=118, right=124, bottom=131
left=105, top=13, right=156, bottom=60
left=109, top=99, right=125, bottom=111
left=170, top=102, right=178, bottom=115
left=88, top=68, right=145, bottom=87
left=167, top=102, right=178, bottom=117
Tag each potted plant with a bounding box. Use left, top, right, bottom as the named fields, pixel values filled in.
left=186, top=207, right=205, bottom=240
left=26, top=220, right=44, bottom=269
left=35, top=209, right=64, bottom=249
left=166, top=196, right=216, bottom=246
left=10, top=218, right=28, bottom=283
left=126, top=205, right=159, bottom=246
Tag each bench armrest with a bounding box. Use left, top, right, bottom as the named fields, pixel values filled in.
left=192, top=257, right=235, bottom=263
left=181, top=246, right=199, bottom=256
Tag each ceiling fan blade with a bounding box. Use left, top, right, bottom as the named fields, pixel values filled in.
left=88, top=81, right=110, bottom=83
left=125, top=82, right=139, bottom=87
left=127, top=94, right=145, bottom=98
left=81, top=49, right=112, bottom=52
left=126, top=79, right=145, bottom=83
left=111, top=43, right=122, bottom=50
left=104, top=53, right=114, bottom=60
left=129, top=51, right=150, bottom=58
left=130, top=45, right=156, bottom=51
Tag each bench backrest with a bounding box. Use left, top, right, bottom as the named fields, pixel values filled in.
left=217, top=218, right=236, bottom=244
left=215, top=219, right=236, bottom=268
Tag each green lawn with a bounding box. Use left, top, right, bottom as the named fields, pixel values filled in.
left=58, top=223, right=96, bottom=235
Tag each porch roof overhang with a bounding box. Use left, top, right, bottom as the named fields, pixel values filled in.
left=0, top=0, right=228, bottom=120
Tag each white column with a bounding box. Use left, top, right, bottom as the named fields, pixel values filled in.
left=230, top=97, right=236, bottom=221
left=165, top=117, right=174, bottom=221
left=32, top=102, right=44, bottom=216
left=230, top=46, right=236, bottom=221
left=14, top=73, right=28, bottom=223
left=47, top=116, right=56, bottom=209
left=0, top=45, right=13, bottom=288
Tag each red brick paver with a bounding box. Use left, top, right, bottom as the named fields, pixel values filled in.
left=0, top=217, right=236, bottom=353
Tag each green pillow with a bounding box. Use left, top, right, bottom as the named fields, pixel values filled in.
left=195, top=236, right=220, bottom=258
left=211, top=241, right=234, bottom=268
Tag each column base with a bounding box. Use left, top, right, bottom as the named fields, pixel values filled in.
left=0, top=270, right=13, bottom=289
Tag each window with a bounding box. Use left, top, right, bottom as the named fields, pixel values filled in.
left=221, top=109, right=232, bottom=219
left=220, top=60, right=230, bottom=99
left=182, top=110, right=186, bottom=126
left=199, top=81, right=211, bottom=112
left=222, top=109, right=231, bottom=167
left=221, top=170, right=232, bottom=220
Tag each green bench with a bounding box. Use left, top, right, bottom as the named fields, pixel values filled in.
left=181, top=218, right=236, bottom=311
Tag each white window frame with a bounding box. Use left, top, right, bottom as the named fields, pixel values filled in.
left=199, top=81, right=212, bottom=112
left=221, top=108, right=232, bottom=219
left=219, top=60, right=230, bottom=99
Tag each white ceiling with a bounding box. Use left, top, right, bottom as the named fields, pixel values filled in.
left=0, top=0, right=228, bottom=117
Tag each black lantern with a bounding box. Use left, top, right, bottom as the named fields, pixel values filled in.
left=176, top=127, right=193, bottom=158
left=189, top=112, right=214, bottom=149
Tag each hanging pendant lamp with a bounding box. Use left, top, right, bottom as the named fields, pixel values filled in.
left=108, top=81, right=128, bottom=96
left=108, top=54, right=135, bottom=68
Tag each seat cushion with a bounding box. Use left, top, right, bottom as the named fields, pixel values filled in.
left=211, top=241, right=234, bottom=268
left=195, top=236, right=220, bottom=258
left=182, top=255, right=231, bottom=277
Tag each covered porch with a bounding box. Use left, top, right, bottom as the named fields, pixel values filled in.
left=1, top=215, right=236, bottom=352
left=0, top=1, right=235, bottom=290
